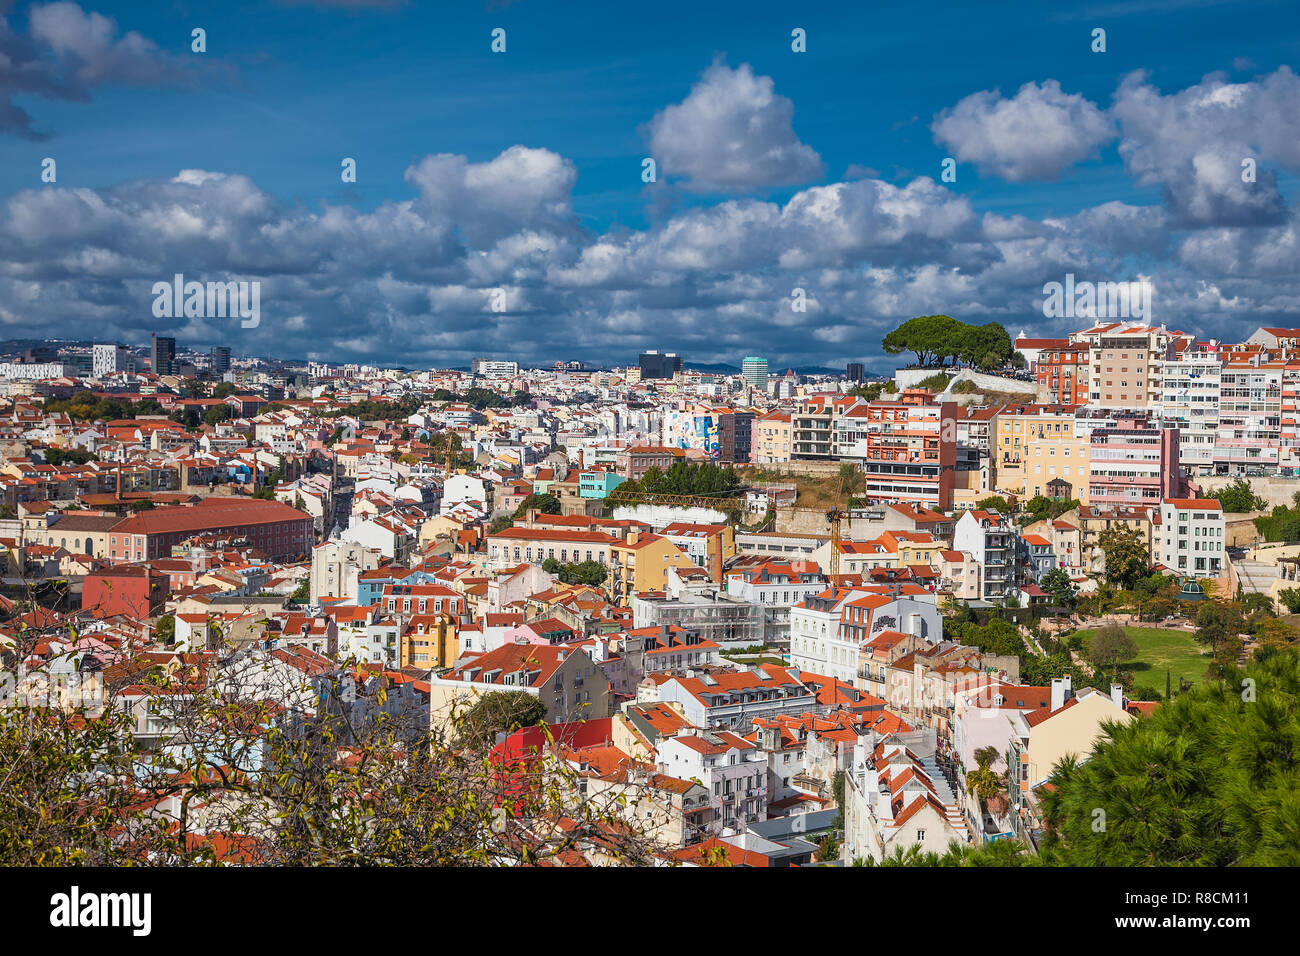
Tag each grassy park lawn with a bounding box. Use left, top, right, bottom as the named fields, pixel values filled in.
left=1074, top=626, right=1208, bottom=694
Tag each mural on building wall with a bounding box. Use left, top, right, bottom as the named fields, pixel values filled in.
left=661, top=409, right=720, bottom=459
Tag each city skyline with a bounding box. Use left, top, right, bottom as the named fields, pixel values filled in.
left=1, top=2, right=1298, bottom=370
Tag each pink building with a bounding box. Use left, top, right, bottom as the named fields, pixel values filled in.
left=1086, top=413, right=1184, bottom=508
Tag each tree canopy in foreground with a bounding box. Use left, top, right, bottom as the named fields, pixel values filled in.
left=858, top=649, right=1300, bottom=866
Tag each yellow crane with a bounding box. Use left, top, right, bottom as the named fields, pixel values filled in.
left=826, top=467, right=870, bottom=589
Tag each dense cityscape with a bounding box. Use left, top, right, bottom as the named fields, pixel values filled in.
left=0, top=2, right=1293, bottom=928
left=1, top=320, right=1296, bottom=873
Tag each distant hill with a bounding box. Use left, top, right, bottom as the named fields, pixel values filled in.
left=686, top=362, right=852, bottom=377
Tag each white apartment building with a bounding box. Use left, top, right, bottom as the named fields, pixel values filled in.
left=92, top=343, right=135, bottom=378
left=472, top=359, right=520, bottom=378
left=1216, top=356, right=1283, bottom=475
left=842, top=733, right=969, bottom=864
left=952, top=509, right=1016, bottom=602
left=487, top=527, right=616, bottom=571
left=789, top=587, right=864, bottom=681
left=651, top=666, right=816, bottom=731
left=0, top=361, right=69, bottom=380
left=1160, top=343, right=1222, bottom=472
left=789, top=587, right=941, bottom=686
left=657, top=729, right=769, bottom=835
left=1159, top=497, right=1224, bottom=578
left=725, top=561, right=829, bottom=644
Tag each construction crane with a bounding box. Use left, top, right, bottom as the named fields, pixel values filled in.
left=826, top=466, right=871, bottom=589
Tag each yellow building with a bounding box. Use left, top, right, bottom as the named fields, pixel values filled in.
left=888, top=531, right=945, bottom=568
left=752, top=410, right=793, bottom=463
left=608, top=531, right=696, bottom=603
left=1014, top=684, right=1133, bottom=792
left=834, top=531, right=944, bottom=574
left=993, top=404, right=1090, bottom=503
left=400, top=615, right=459, bottom=669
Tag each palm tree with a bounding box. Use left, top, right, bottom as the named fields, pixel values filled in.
left=965, top=746, right=1002, bottom=802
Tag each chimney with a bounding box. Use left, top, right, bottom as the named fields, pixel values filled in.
left=627, top=530, right=639, bottom=545
left=1110, top=683, right=1124, bottom=708
left=1050, top=676, right=1069, bottom=712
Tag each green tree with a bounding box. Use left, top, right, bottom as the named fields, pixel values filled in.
left=976, top=495, right=1011, bottom=513
left=881, top=314, right=966, bottom=367
left=817, top=833, right=841, bottom=861
left=1040, top=567, right=1077, bottom=609
left=203, top=405, right=233, bottom=426
left=43, top=447, right=98, bottom=466
left=512, top=493, right=562, bottom=518
left=1020, top=495, right=1080, bottom=525
left=964, top=746, right=1003, bottom=802
left=152, top=614, right=176, bottom=645
left=838, top=462, right=864, bottom=500
left=542, top=558, right=608, bottom=588
left=1209, top=478, right=1267, bottom=513
left=613, top=461, right=741, bottom=501
left=458, top=691, right=548, bottom=751
left=959, top=322, right=1014, bottom=370
left=847, top=381, right=886, bottom=401
left=1279, top=588, right=1300, bottom=614
left=1194, top=600, right=1244, bottom=673
left=1098, top=526, right=1149, bottom=589
left=1254, top=501, right=1300, bottom=543
left=1086, top=624, right=1138, bottom=676
left=882, top=315, right=956, bottom=367
left=0, top=658, right=655, bottom=866
left=868, top=650, right=1300, bottom=866
left=880, top=315, right=1012, bottom=369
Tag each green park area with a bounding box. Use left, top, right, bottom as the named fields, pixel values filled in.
left=1074, top=626, right=1209, bottom=695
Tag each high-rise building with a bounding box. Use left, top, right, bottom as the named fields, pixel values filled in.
left=472, top=358, right=520, bottom=378
left=639, top=350, right=682, bottom=380
left=846, top=363, right=865, bottom=383
left=211, top=346, right=232, bottom=376
left=742, top=356, right=768, bottom=389
left=151, top=335, right=176, bottom=376
left=92, top=344, right=133, bottom=378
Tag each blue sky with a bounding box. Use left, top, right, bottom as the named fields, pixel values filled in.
left=0, top=0, right=1298, bottom=370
